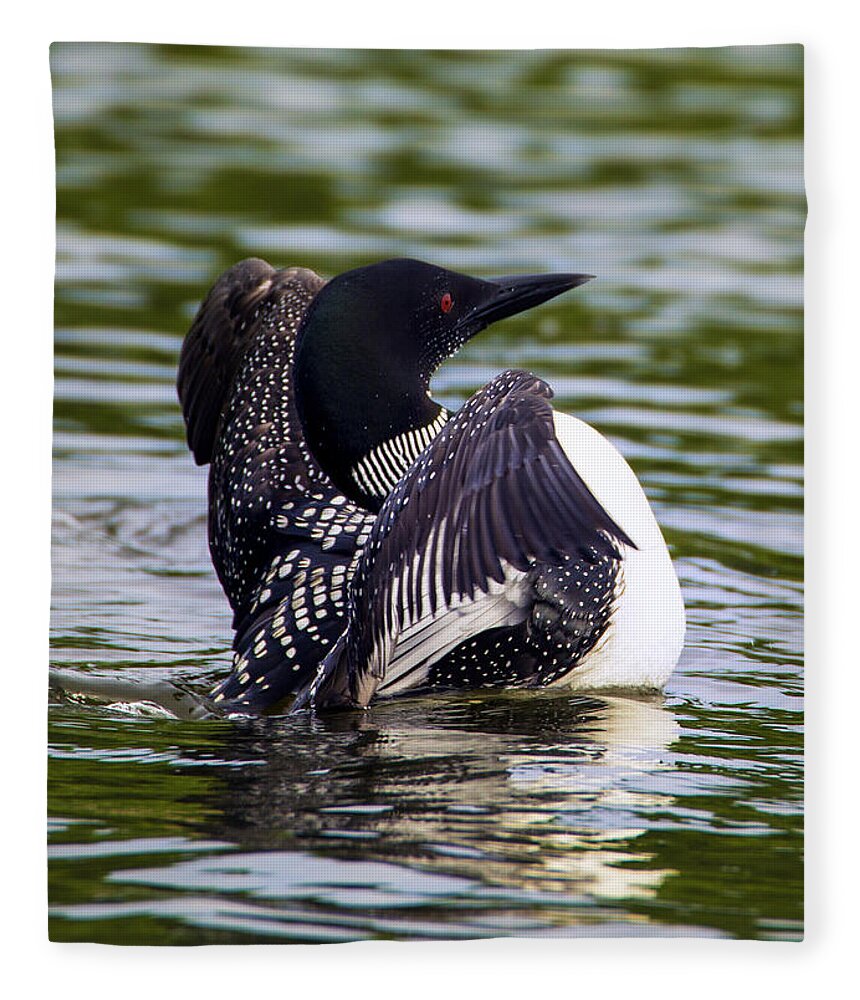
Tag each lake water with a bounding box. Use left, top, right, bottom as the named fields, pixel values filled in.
left=49, top=43, right=804, bottom=944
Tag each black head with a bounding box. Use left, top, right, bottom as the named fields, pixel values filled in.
left=294, top=258, right=592, bottom=510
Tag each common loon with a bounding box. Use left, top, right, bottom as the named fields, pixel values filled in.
left=177, top=257, right=684, bottom=713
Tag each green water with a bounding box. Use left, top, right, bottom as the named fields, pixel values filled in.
left=49, top=43, right=803, bottom=943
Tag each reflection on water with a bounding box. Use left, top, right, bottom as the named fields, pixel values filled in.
left=50, top=694, right=715, bottom=941
left=50, top=43, right=803, bottom=943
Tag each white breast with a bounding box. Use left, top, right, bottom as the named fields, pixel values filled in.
left=551, top=411, right=686, bottom=690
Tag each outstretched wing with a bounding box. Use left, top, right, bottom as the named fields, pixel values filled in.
left=178, top=258, right=325, bottom=466
left=209, top=500, right=375, bottom=713
left=305, top=369, right=634, bottom=709
left=179, top=258, right=335, bottom=612
left=178, top=259, right=377, bottom=713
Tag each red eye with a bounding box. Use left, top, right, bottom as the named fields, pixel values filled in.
left=440, top=292, right=454, bottom=314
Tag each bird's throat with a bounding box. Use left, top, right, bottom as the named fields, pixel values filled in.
left=350, top=408, right=450, bottom=504
left=296, top=350, right=447, bottom=510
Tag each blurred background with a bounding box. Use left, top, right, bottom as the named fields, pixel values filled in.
left=49, top=44, right=803, bottom=943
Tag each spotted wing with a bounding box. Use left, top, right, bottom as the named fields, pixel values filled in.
left=304, top=369, right=634, bottom=709
left=212, top=505, right=373, bottom=713
left=179, top=258, right=336, bottom=609
left=178, top=259, right=378, bottom=713
left=178, top=259, right=319, bottom=465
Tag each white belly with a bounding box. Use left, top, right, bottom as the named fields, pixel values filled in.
left=550, top=411, right=686, bottom=690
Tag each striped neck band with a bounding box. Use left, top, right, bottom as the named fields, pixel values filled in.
left=352, top=410, right=449, bottom=498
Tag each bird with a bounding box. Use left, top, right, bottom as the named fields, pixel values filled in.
left=177, top=257, right=685, bottom=714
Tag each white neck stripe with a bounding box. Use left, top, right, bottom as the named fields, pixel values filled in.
left=352, top=413, right=449, bottom=498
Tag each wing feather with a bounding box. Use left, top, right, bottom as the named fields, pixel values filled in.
left=178, top=259, right=383, bottom=713
left=177, top=259, right=325, bottom=464
left=304, top=369, right=635, bottom=709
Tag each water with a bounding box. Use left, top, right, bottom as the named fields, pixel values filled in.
left=49, top=43, right=804, bottom=943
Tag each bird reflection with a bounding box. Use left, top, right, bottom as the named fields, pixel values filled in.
left=201, top=691, right=681, bottom=908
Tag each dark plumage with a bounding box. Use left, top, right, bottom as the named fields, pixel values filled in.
left=178, top=256, right=636, bottom=713
left=296, top=370, right=628, bottom=709
left=178, top=260, right=374, bottom=712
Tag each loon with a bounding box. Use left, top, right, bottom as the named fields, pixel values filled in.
left=177, top=257, right=684, bottom=714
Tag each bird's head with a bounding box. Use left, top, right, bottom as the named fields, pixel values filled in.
left=294, top=258, right=592, bottom=510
